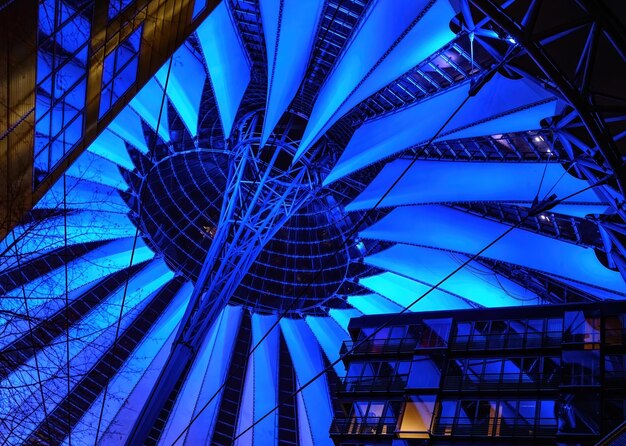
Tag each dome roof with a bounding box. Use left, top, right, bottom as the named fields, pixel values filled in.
left=1, top=0, right=625, bottom=444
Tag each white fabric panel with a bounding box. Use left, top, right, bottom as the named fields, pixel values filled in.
left=259, top=0, right=324, bottom=146
left=359, top=271, right=474, bottom=312
left=87, top=129, right=134, bottom=170
left=348, top=293, right=408, bottom=315
left=280, top=318, right=334, bottom=446
left=365, top=244, right=540, bottom=307
left=297, top=0, right=456, bottom=159
left=328, top=308, right=361, bottom=332
left=65, top=282, right=192, bottom=446
left=197, top=1, right=251, bottom=138
left=129, top=77, right=170, bottom=142
left=250, top=314, right=280, bottom=445
left=360, top=205, right=626, bottom=293
left=185, top=305, right=244, bottom=443
left=109, top=107, right=149, bottom=153
left=156, top=44, right=205, bottom=137
left=346, top=159, right=603, bottom=211
left=158, top=305, right=243, bottom=445
left=324, top=74, right=557, bottom=185
left=305, top=316, right=348, bottom=375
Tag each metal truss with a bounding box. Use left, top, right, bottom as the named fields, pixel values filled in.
left=228, top=0, right=266, bottom=80
left=449, top=202, right=604, bottom=250
left=451, top=0, right=626, bottom=280
left=403, top=130, right=559, bottom=161
left=125, top=111, right=318, bottom=445
left=297, top=0, right=372, bottom=115
left=351, top=34, right=493, bottom=124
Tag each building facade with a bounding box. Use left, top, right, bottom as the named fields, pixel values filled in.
left=331, top=302, right=626, bottom=445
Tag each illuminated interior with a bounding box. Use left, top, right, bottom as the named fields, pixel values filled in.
left=1, top=0, right=625, bottom=444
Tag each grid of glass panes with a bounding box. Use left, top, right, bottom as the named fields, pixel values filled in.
left=35, top=0, right=94, bottom=185
left=108, top=0, right=135, bottom=19
left=99, top=25, right=143, bottom=118
left=192, top=0, right=208, bottom=19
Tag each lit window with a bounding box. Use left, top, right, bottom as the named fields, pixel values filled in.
left=99, top=25, right=143, bottom=118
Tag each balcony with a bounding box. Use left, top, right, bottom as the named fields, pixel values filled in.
left=442, top=372, right=560, bottom=392
left=340, top=337, right=418, bottom=356
left=338, top=374, right=409, bottom=393
left=432, top=417, right=558, bottom=437
left=331, top=417, right=397, bottom=436
left=451, top=331, right=562, bottom=351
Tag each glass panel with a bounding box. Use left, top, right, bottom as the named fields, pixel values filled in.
left=192, top=0, right=207, bottom=19
left=605, top=314, right=626, bottom=345
left=564, top=311, right=600, bottom=343
left=562, top=350, right=600, bottom=386
left=99, top=25, right=143, bottom=117
left=109, top=0, right=134, bottom=19
left=398, top=395, right=436, bottom=438
left=407, top=355, right=441, bottom=388
left=557, top=393, right=600, bottom=434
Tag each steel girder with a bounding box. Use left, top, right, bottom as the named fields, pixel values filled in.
left=125, top=113, right=317, bottom=445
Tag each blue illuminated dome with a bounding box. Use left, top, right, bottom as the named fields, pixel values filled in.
left=1, top=0, right=625, bottom=445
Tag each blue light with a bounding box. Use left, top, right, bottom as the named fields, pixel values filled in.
left=129, top=77, right=170, bottom=142
left=306, top=315, right=348, bottom=375
left=296, top=0, right=455, bottom=161
left=280, top=318, right=334, bottom=446
left=155, top=44, right=205, bottom=137
left=346, top=159, right=604, bottom=212
left=99, top=26, right=143, bottom=118
left=197, top=2, right=251, bottom=138
left=359, top=272, right=473, bottom=312
left=347, top=293, right=404, bottom=315
left=259, top=0, right=324, bottom=146
left=109, top=107, right=150, bottom=153
left=159, top=305, right=243, bottom=445
left=324, top=74, right=557, bottom=185
left=364, top=244, right=540, bottom=307
left=361, top=205, right=626, bottom=293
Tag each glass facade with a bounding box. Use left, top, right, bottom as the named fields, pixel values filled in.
left=35, top=0, right=93, bottom=184
left=330, top=301, right=626, bottom=445
left=99, top=24, right=143, bottom=118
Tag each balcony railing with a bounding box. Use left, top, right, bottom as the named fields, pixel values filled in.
left=339, top=374, right=409, bottom=393
left=442, top=372, right=560, bottom=391
left=450, top=331, right=562, bottom=351
left=340, top=337, right=418, bottom=356
left=331, top=417, right=397, bottom=436
left=603, top=328, right=626, bottom=345
left=432, top=417, right=557, bottom=437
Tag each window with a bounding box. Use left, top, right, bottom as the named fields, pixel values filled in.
left=398, top=395, right=436, bottom=438
left=108, top=0, right=134, bottom=19
left=604, top=354, right=626, bottom=385
left=562, top=350, right=600, bottom=386
left=407, top=355, right=441, bottom=389
left=556, top=393, right=600, bottom=434
left=99, top=25, right=143, bottom=117
left=564, top=310, right=601, bottom=344
left=192, top=0, right=207, bottom=19
left=434, top=399, right=557, bottom=437
left=604, top=314, right=626, bottom=345
left=35, top=0, right=93, bottom=183
left=342, top=401, right=399, bottom=435
left=344, top=360, right=410, bottom=391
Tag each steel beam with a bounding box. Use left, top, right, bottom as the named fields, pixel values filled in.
left=125, top=117, right=317, bottom=445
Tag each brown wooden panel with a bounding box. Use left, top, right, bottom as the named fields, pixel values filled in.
left=0, top=0, right=219, bottom=239
left=0, top=0, right=37, bottom=239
